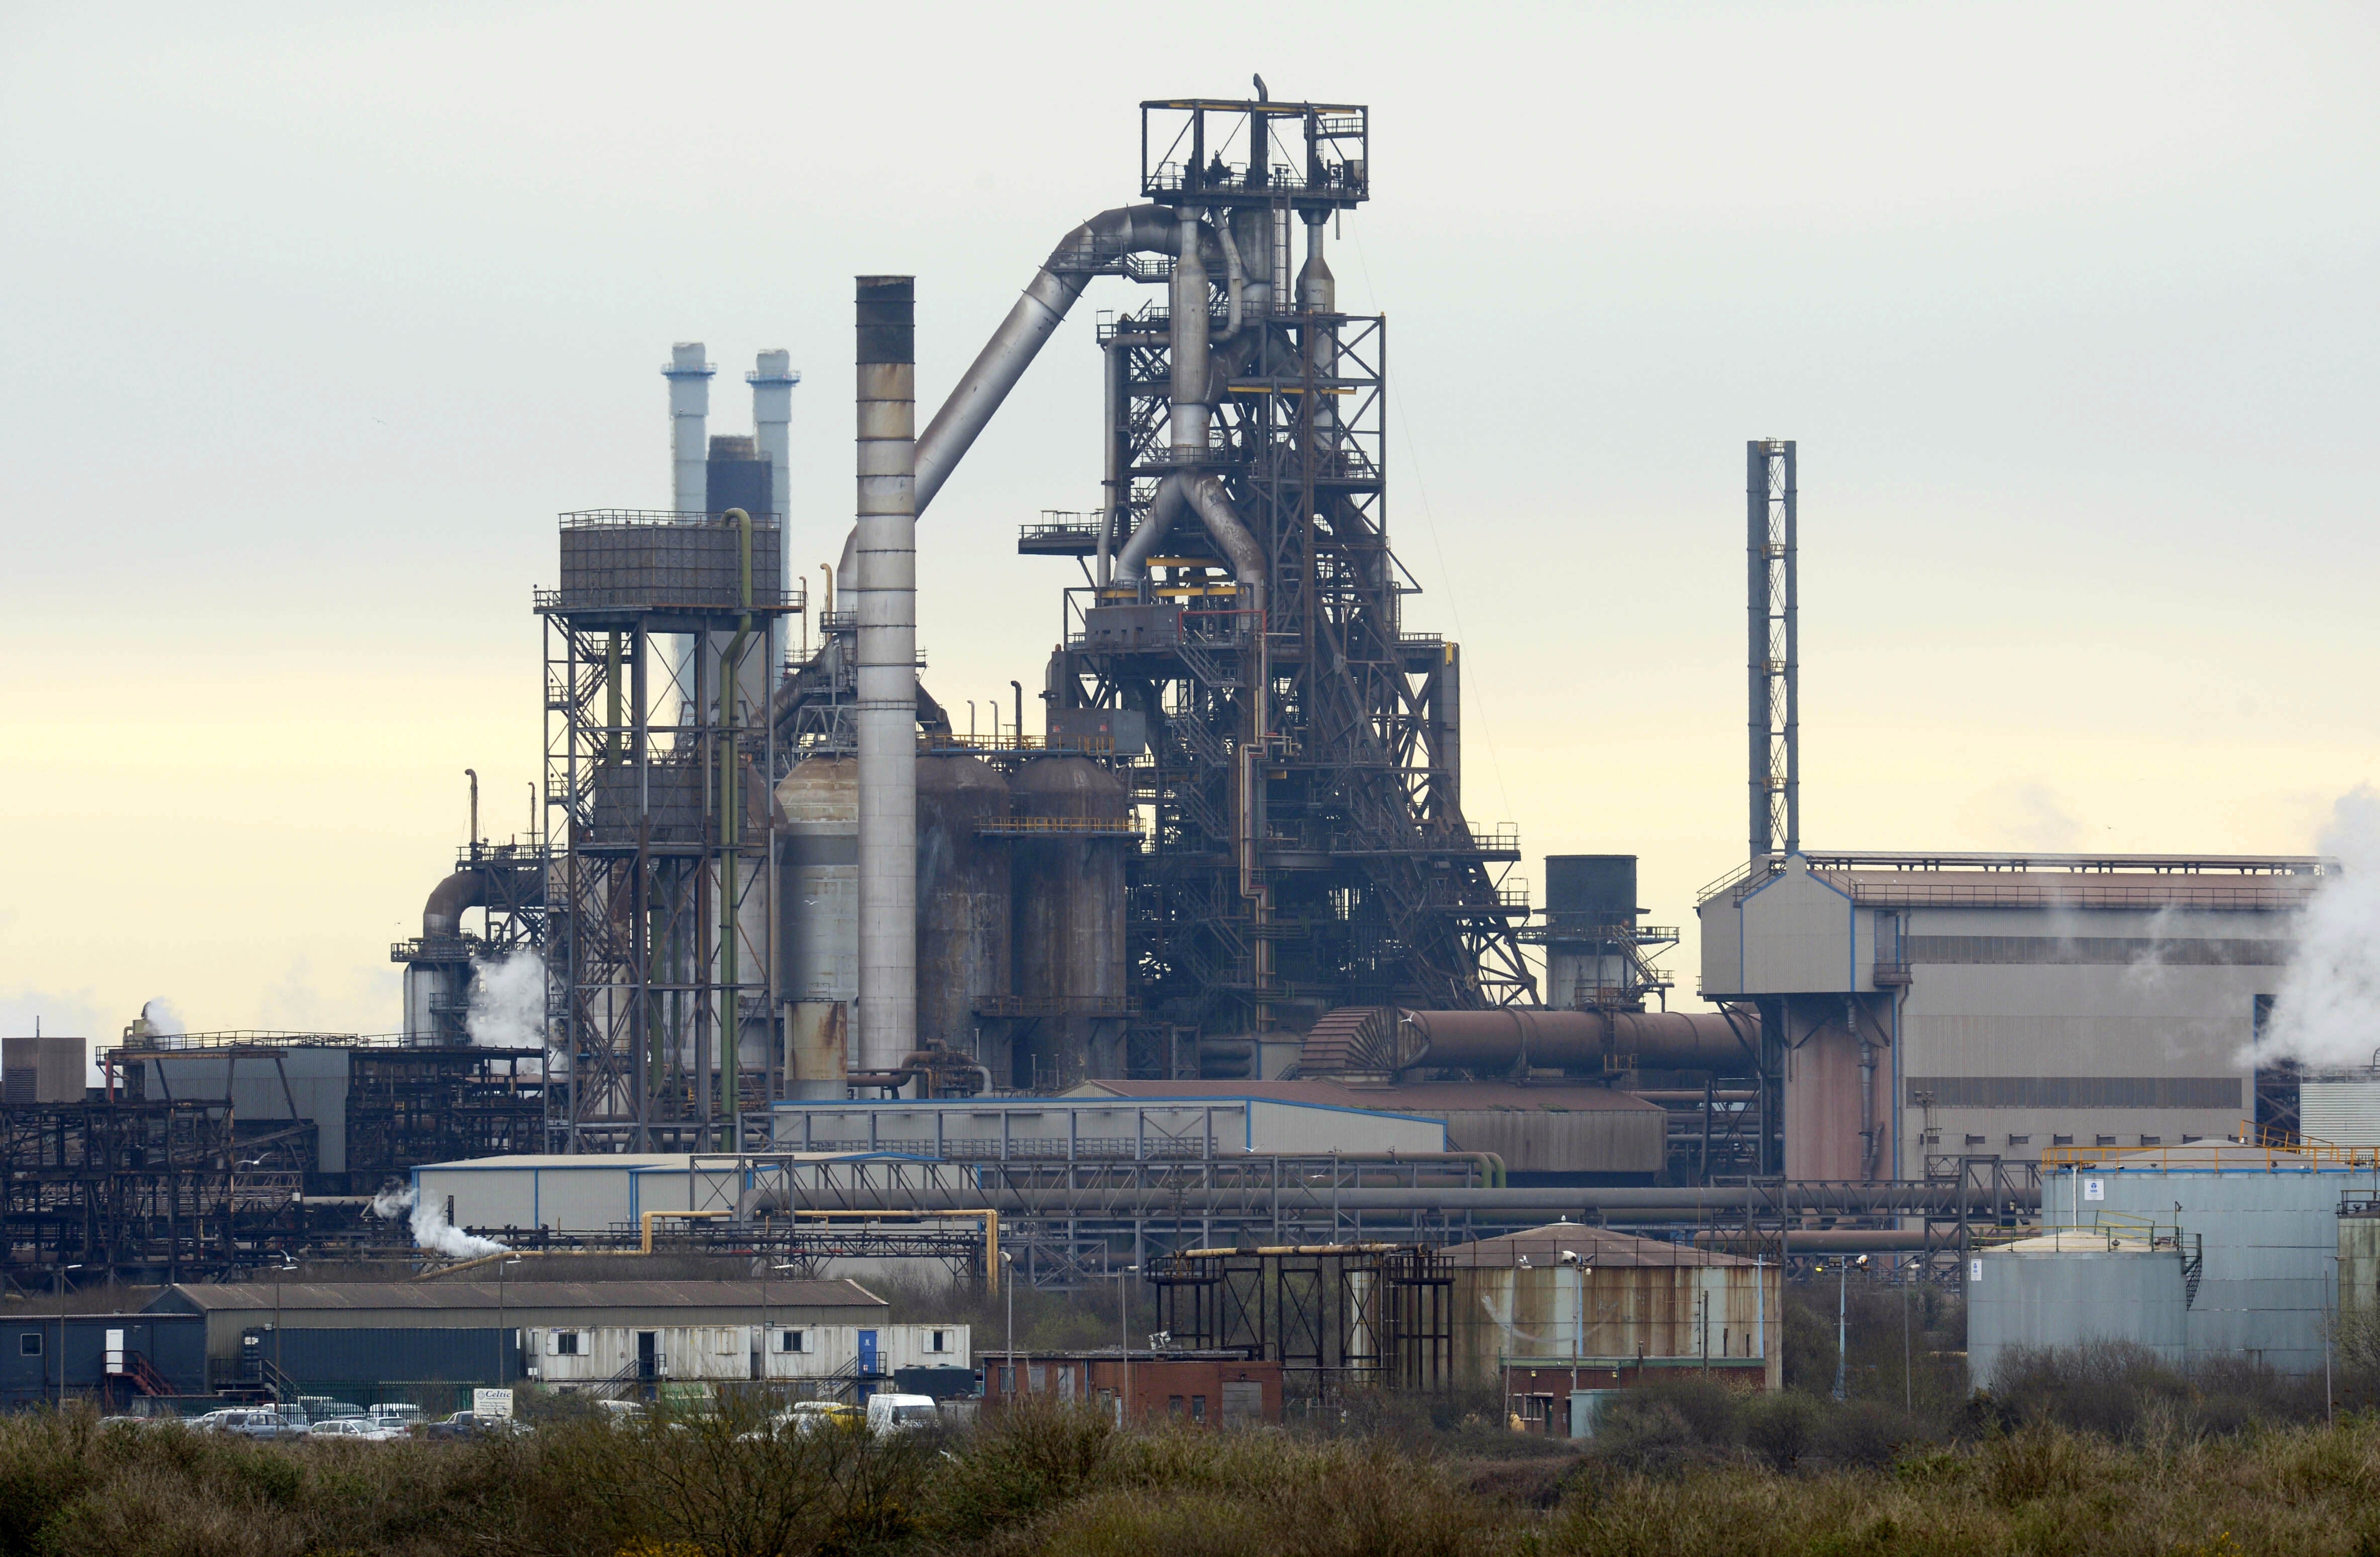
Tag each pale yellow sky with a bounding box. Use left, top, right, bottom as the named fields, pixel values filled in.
left=3, top=3, right=2374, bottom=1040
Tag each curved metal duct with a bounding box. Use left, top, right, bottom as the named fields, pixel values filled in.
left=913, top=206, right=1224, bottom=515
left=422, top=869, right=485, bottom=940
left=1401, top=1008, right=1758, bottom=1074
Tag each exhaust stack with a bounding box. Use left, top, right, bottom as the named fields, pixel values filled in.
left=663, top=342, right=713, bottom=514
left=854, top=278, right=918, bottom=1079
left=750, top=349, right=801, bottom=679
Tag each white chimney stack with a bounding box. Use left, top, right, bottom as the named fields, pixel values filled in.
left=749, top=349, right=801, bottom=679
left=663, top=342, right=713, bottom=515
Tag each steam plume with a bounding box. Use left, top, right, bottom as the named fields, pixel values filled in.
left=367, top=1184, right=509, bottom=1261
left=2245, top=786, right=2380, bottom=1071
left=466, top=951, right=549, bottom=1050
left=139, top=999, right=185, bottom=1038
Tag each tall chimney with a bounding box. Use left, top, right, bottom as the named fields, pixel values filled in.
left=854, top=279, right=918, bottom=1079
left=664, top=342, right=714, bottom=515
left=749, top=350, right=801, bottom=680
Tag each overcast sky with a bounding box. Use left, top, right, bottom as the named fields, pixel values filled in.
left=3, top=2, right=2375, bottom=1041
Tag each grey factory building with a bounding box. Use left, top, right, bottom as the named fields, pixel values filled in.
left=1698, top=851, right=2317, bottom=1180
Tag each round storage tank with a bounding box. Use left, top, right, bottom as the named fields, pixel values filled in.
left=1009, top=756, right=1128, bottom=1088
left=916, top=754, right=1012, bottom=1063
left=1966, top=1229, right=2187, bottom=1391
left=776, top=756, right=856, bottom=1098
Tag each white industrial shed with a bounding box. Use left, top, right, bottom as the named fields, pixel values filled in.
left=768, top=1089, right=1449, bottom=1159
left=414, top=1153, right=877, bottom=1237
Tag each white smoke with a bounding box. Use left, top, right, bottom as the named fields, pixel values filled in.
left=367, top=1184, right=509, bottom=1261
left=466, top=951, right=549, bottom=1050
left=139, top=998, right=185, bottom=1038
left=2243, top=787, right=2380, bottom=1071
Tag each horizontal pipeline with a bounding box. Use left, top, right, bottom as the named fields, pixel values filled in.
left=752, top=1182, right=2039, bottom=1217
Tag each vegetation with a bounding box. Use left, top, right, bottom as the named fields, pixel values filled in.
left=9, top=1281, right=2378, bottom=1555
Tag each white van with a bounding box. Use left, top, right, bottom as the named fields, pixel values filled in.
left=865, top=1394, right=938, bottom=1437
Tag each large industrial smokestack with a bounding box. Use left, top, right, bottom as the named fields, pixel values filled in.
left=664, top=343, right=714, bottom=515
left=750, top=349, right=800, bottom=679
left=854, top=278, right=918, bottom=1079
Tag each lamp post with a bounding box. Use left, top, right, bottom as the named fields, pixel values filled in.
left=1833, top=1254, right=1868, bottom=1403
left=497, top=1256, right=523, bottom=1389
left=999, top=1250, right=1015, bottom=1399
left=1116, top=1263, right=1139, bottom=1427
left=271, top=1255, right=297, bottom=1405
left=1558, top=1249, right=1591, bottom=1413
left=764, top=1259, right=798, bottom=1388
left=55, top=1264, right=81, bottom=1411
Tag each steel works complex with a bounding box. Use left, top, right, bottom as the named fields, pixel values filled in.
left=4, top=90, right=2367, bottom=1426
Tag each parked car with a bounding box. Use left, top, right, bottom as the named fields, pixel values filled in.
left=307, top=1417, right=400, bottom=1442
left=201, top=1409, right=305, bottom=1441
left=426, top=1411, right=526, bottom=1440
left=306, top=1399, right=367, bottom=1422
left=367, top=1403, right=423, bottom=1432
left=775, top=1401, right=863, bottom=1436
left=865, top=1394, right=938, bottom=1437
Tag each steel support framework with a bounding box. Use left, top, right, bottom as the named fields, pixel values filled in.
left=0, top=1101, right=311, bottom=1285
left=1748, top=439, right=1798, bottom=864
left=1151, top=1245, right=1453, bottom=1396
left=1033, top=100, right=1533, bottom=1052
left=685, top=1152, right=1487, bottom=1289
left=541, top=547, right=803, bottom=1152
left=389, top=839, right=551, bottom=1050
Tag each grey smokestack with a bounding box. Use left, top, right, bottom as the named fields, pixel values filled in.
left=854, top=278, right=918, bottom=1078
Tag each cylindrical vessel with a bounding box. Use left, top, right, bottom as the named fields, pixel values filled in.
left=776, top=757, right=857, bottom=1098
left=1169, top=211, right=1210, bottom=456
left=1966, top=1232, right=2186, bottom=1390
left=1402, top=1009, right=1756, bottom=1075
left=916, top=754, right=1012, bottom=1062
left=854, top=277, right=919, bottom=1078
left=1009, top=757, right=1128, bottom=1087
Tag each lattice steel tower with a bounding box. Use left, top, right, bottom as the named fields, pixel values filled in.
left=1747, top=439, right=1798, bottom=864
left=542, top=510, right=802, bottom=1149
left=1029, top=98, right=1536, bottom=1050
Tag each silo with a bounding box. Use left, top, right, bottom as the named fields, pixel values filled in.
left=916, top=754, right=1012, bottom=1064
left=1009, top=756, right=1128, bottom=1088
left=1966, top=1230, right=2188, bottom=1390
left=775, top=757, right=857, bottom=1098
left=2045, top=1145, right=2354, bottom=1373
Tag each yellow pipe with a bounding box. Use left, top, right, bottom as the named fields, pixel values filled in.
left=640, top=1209, right=729, bottom=1254
left=783, top=1208, right=1001, bottom=1293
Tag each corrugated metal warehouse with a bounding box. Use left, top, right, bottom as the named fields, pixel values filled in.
left=1444, top=1223, right=1782, bottom=1404
left=144, top=1280, right=887, bottom=1367
left=1700, top=853, right=2316, bottom=1179
left=0, top=1313, right=206, bottom=1410
left=1072, top=1082, right=1666, bottom=1183
left=528, top=1321, right=966, bottom=1386
left=772, top=1087, right=1449, bottom=1159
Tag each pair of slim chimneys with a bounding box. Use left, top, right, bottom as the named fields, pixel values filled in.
left=659, top=285, right=919, bottom=1074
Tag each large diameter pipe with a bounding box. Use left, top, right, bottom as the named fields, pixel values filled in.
left=422, top=869, right=485, bottom=939
left=731, top=1180, right=2035, bottom=1217
left=913, top=206, right=1215, bottom=514
left=1170, top=209, right=1211, bottom=458
left=1402, top=1008, right=1757, bottom=1074
left=854, top=278, right=919, bottom=1078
